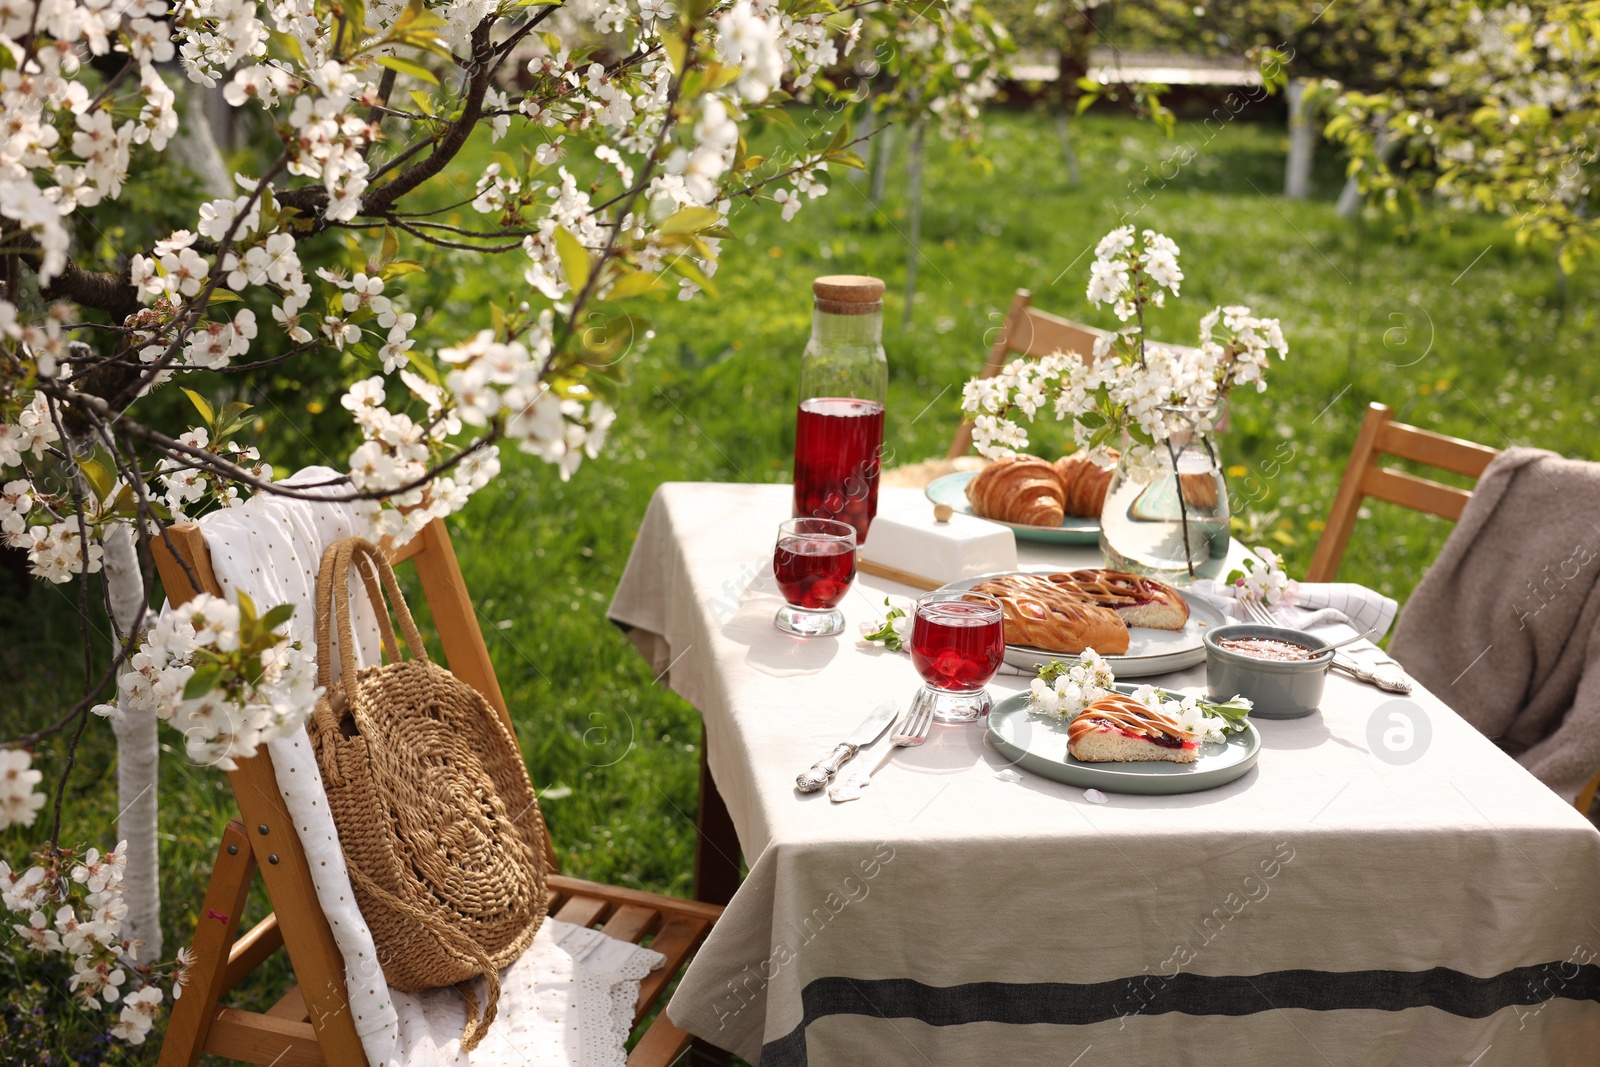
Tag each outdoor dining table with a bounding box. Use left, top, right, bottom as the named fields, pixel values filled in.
left=607, top=481, right=1600, bottom=1066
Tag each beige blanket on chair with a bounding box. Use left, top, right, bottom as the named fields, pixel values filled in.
left=1390, top=447, right=1600, bottom=801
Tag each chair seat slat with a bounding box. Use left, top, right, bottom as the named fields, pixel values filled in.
left=554, top=894, right=612, bottom=928
left=600, top=904, right=662, bottom=945
left=625, top=1014, right=694, bottom=1067
left=634, top=917, right=712, bottom=1017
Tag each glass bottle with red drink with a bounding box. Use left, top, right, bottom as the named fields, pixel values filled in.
left=793, top=274, right=888, bottom=545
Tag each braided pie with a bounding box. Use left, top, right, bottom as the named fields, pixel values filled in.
left=1046, top=569, right=1189, bottom=632
left=969, top=572, right=1130, bottom=654
left=965, top=455, right=1066, bottom=527
left=969, top=568, right=1189, bottom=655
left=1067, top=691, right=1202, bottom=763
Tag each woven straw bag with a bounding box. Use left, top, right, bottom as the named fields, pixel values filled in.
left=309, top=537, right=549, bottom=1050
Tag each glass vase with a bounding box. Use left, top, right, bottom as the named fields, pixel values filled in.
left=1098, top=416, right=1231, bottom=585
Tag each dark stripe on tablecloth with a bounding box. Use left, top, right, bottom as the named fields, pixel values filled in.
left=759, top=964, right=1600, bottom=1066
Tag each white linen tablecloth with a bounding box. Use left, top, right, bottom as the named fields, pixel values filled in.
left=608, top=482, right=1600, bottom=1067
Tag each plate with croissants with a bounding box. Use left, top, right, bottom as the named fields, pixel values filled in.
left=925, top=451, right=1116, bottom=543
left=942, top=567, right=1227, bottom=677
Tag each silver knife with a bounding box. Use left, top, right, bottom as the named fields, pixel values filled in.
left=796, top=699, right=899, bottom=793
left=1331, top=655, right=1413, bottom=694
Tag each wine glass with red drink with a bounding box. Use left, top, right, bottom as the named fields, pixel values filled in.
left=773, top=518, right=857, bottom=637
left=909, top=591, right=1006, bottom=723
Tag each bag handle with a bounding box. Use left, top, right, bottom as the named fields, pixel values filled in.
left=314, top=537, right=429, bottom=692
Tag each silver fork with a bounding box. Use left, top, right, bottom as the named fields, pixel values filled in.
left=1241, top=599, right=1413, bottom=694
left=827, top=696, right=935, bottom=802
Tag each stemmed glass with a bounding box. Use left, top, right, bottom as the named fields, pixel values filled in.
left=772, top=517, right=857, bottom=637
left=909, top=590, right=1006, bottom=723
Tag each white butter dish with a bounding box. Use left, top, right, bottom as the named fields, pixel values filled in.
left=859, top=501, right=1017, bottom=588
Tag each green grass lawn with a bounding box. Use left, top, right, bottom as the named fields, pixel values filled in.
left=5, top=106, right=1600, bottom=1062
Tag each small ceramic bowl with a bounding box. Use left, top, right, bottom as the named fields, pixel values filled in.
left=1203, top=623, right=1334, bottom=720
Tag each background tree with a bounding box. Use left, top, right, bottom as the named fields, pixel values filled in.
left=1318, top=2, right=1600, bottom=283
left=0, top=0, right=1010, bottom=1044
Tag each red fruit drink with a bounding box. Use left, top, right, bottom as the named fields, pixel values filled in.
left=773, top=535, right=857, bottom=609
left=910, top=601, right=1005, bottom=692
left=792, top=397, right=884, bottom=544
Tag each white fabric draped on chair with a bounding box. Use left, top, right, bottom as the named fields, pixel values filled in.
left=193, top=467, right=661, bottom=1067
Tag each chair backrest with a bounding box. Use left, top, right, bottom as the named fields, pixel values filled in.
left=1306, top=402, right=1501, bottom=583
left=947, top=290, right=1103, bottom=458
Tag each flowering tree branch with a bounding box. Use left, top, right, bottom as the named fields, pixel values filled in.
left=0, top=0, right=1012, bottom=1044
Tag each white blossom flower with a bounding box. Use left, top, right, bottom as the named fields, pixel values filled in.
left=0, top=748, right=46, bottom=830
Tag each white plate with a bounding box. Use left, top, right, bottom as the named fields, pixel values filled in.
left=940, top=571, right=1226, bottom=677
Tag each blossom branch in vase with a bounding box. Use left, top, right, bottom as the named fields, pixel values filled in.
left=961, top=226, right=1289, bottom=580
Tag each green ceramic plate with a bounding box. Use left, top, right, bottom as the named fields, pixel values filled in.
left=986, top=686, right=1261, bottom=796
left=925, top=470, right=1100, bottom=544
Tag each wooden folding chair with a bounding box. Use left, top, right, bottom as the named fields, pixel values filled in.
left=947, top=290, right=1104, bottom=458
left=1309, top=401, right=1600, bottom=815
left=151, top=517, right=722, bottom=1066
left=1307, top=402, right=1500, bottom=583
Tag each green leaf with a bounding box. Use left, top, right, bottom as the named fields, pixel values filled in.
left=408, top=89, right=436, bottom=116
left=605, top=271, right=666, bottom=300
left=183, top=664, right=223, bottom=701
left=75, top=456, right=114, bottom=502
left=106, top=484, right=138, bottom=519
left=555, top=226, right=591, bottom=294
left=271, top=29, right=306, bottom=66
left=378, top=55, right=439, bottom=85
left=665, top=254, right=717, bottom=297
left=343, top=0, right=367, bottom=47
left=829, top=150, right=867, bottom=171
left=235, top=589, right=257, bottom=625
left=377, top=226, right=400, bottom=269
left=214, top=401, right=255, bottom=442
left=181, top=388, right=215, bottom=427
left=826, top=118, right=851, bottom=154
left=261, top=603, right=296, bottom=632
left=658, top=206, right=722, bottom=235
left=661, top=30, right=686, bottom=76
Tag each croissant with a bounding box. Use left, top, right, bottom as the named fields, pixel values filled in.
left=1054, top=449, right=1119, bottom=517
left=965, top=455, right=1065, bottom=527
left=968, top=573, right=1130, bottom=655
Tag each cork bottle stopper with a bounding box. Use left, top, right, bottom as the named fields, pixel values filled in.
left=933, top=503, right=954, bottom=523
left=813, top=275, right=885, bottom=315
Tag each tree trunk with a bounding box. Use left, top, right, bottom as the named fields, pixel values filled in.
left=104, top=524, right=162, bottom=964
left=1284, top=79, right=1314, bottom=199
left=1056, top=112, right=1083, bottom=186
left=170, top=85, right=234, bottom=199
left=869, top=122, right=895, bottom=205
left=1337, top=129, right=1394, bottom=220
left=1055, top=4, right=1094, bottom=187
left=902, top=120, right=926, bottom=332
